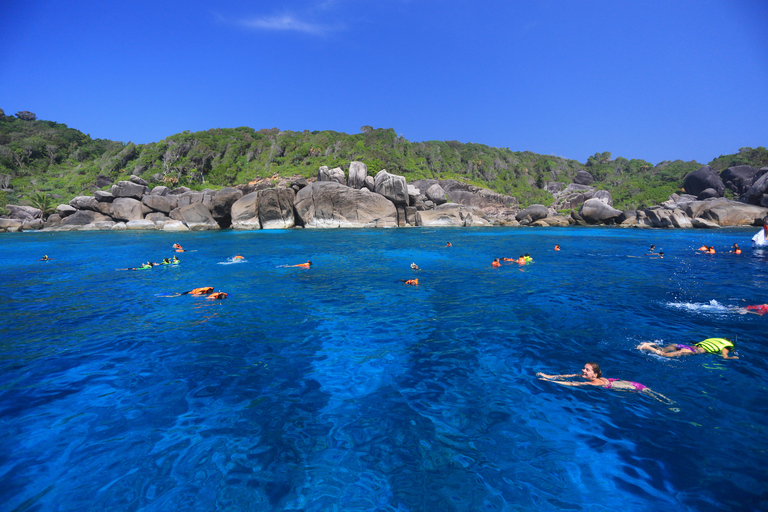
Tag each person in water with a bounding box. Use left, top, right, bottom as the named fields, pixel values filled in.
left=492, top=258, right=501, bottom=267
left=524, top=253, right=533, bottom=262
left=207, top=292, right=227, bottom=299
left=410, top=262, right=420, bottom=270
left=554, top=245, right=561, bottom=251
left=404, top=278, right=418, bottom=285
left=739, top=304, right=768, bottom=315
left=649, top=244, right=656, bottom=253
left=517, top=255, right=526, bottom=265
left=752, top=217, right=768, bottom=248
left=707, top=246, right=716, bottom=254
left=446, top=242, right=452, bottom=247
left=286, top=261, right=312, bottom=268
left=637, top=338, right=738, bottom=359
left=537, top=362, right=673, bottom=404
left=731, top=243, right=742, bottom=254
left=40, top=255, right=51, bottom=261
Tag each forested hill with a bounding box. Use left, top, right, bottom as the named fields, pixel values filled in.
left=2, top=110, right=767, bottom=214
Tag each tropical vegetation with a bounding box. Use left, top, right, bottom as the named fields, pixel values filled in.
left=1, top=109, right=767, bottom=213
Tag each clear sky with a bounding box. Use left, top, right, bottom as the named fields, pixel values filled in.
left=1, top=0, right=766, bottom=165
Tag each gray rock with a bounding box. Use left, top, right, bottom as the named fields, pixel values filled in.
left=374, top=170, right=408, bottom=205
left=130, top=175, right=148, bottom=186
left=7, top=205, right=41, bottom=221
left=56, top=204, right=77, bottom=217
left=697, top=188, right=720, bottom=200
left=258, top=188, right=295, bottom=229
left=348, top=161, right=368, bottom=189
left=142, top=194, right=174, bottom=214
left=426, top=183, right=447, bottom=205
left=145, top=212, right=171, bottom=223
left=743, top=170, right=768, bottom=205
left=126, top=219, right=158, bottom=230
left=294, top=181, right=397, bottom=228
left=515, top=204, right=548, bottom=224
left=573, top=170, right=595, bottom=186
left=162, top=220, right=190, bottom=232
left=171, top=203, right=220, bottom=230
left=318, top=166, right=346, bottom=185
left=230, top=192, right=261, bottom=230
left=211, top=187, right=244, bottom=225
left=683, top=165, right=724, bottom=197
left=111, top=198, right=144, bottom=222
left=95, top=175, right=113, bottom=188
left=416, top=204, right=490, bottom=227
left=170, top=186, right=191, bottom=195
left=150, top=185, right=170, bottom=196
left=94, top=190, right=114, bottom=203
left=0, top=218, right=22, bottom=231
left=21, top=218, right=44, bottom=231
left=364, top=176, right=375, bottom=191
left=60, top=210, right=112, bottom=226
left=721, top=165, right=759, bottom=196
left=579, top=198, right=623, bottom=224
left=111, top=180, right=148, bottom=200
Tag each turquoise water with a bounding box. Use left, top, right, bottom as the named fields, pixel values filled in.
left=1, top=227, right=766, bottom=511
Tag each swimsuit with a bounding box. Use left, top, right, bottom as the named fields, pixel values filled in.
left=675, top=344, right=697, bottom=352
left=604, top=378, right=647, bottom=392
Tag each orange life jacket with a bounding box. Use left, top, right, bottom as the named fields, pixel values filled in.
left=207, top=292, right=227, bottom=299
left=492, top=261, right=501, bottom=267
left=189, top=287, right=214, bottom=295
left=405, top=279, right=418, bottom=285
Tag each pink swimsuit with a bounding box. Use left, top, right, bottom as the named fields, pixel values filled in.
left=605, top=378, right=647, bottom=391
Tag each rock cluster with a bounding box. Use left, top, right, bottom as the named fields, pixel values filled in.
left=2, top=162, right=767, bottom=233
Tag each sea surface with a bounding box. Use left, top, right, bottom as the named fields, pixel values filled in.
left=1, top=227, right=766, bottom=512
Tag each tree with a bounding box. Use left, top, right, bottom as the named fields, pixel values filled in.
left=28, top=192, right=56, bottom=220
left=15, top=111, right=37, bottom=121
left=360, top=125, right=373, bottom=134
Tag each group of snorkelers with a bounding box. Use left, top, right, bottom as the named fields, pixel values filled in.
left=493, top=254, right=533, bottom=267
left=697, top=243, right=742, bottom=254
left=538, top=337, right=739, bottom=406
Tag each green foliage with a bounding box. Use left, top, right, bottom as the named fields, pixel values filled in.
left=28, top=192, right=56, bottom=219
left=2, top=115, right=767, bottom=213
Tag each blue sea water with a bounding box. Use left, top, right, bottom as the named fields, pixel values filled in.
left=1, top=227, right=767, bottom=512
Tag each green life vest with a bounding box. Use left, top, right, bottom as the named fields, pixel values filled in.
left=695, top=338, right=733, bottom=354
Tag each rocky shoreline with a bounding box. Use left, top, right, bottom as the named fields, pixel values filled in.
left=2, top=161, right=767, bottom=233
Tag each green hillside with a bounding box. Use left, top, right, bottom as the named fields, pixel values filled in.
left=2, top=110, right=767, bottom=215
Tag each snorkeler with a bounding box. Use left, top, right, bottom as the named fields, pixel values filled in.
left=446, top=242, right=452, bottom=247
left=410, top=262, right=420, bottom=270
left=637, top=338, right=738, bottom=359
left=740, top=304, right=768, bottom=315
left=492, top=258, right=501, bottom=267
left=649, top=244, right=656, bottom=253
left=537, top=362, right=673, bottom=404
left=40, top=255, right=52, bottom=261
left=731, top=243, right=741, bottom=254
left=555, top=244, right=561, bottom=251
left=283, top=261, right=312, bottom=268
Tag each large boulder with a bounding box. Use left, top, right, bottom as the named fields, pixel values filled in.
left=579, top=198, right=623, bottom=224
left=416, top=204, right=490, bottom=227
left=70, top=195, right=111, bottom=215
left=294, top=181, right=398, bottom=228
left=142, top=194, right=174, bottom=214
left=111, top=180, right=148, bottom=200
left=211, top=187, right=244, bottom=226
left=0, top=218, right=22, bottom=232
left=60, top=210, right=112, bottom=226
left=170, top=203, right=220, bottom=230
left=348, top=161, right=368, bottom=190
left=683, top=165, right=725, bottom=197
left=426, top=183, right=447, bottom=205
left=643, top=208, right=693, bottom=228
left=21, top=218, right=44, bottom=231
left=56, top=204, right=77, bottom=217
left=573, top=170, right=595, bottom=186
left=6, top=205, right=42, bottom=221
left=743, top=169, right=768, bottom=205
left=258, top=188, right=295, bottom=229
left=126, top=219, right=158, bottom=230
left=110, top=198, right=144, bottom=222
left=94, top=190, right=114, bottom=203
left=230, top=192, right=262, bottom=230
left=176, top=191, right=213, bottom=209
left=721, top=165, right=759, bottom=196
left=374, top=170, right=408, bottom=205
left=150, top=185, right=170, bottom=196
left=318, top=166, right=346, bottom=185
left=515, top=204, right=548, bottom=224
left=684, top=198, right=767, bottom=226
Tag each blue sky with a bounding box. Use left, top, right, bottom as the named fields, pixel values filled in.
left=1, top=0, right=766, bottom=165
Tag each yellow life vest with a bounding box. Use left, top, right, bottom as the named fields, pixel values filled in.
left=695, top=338, right=733, bottom=353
